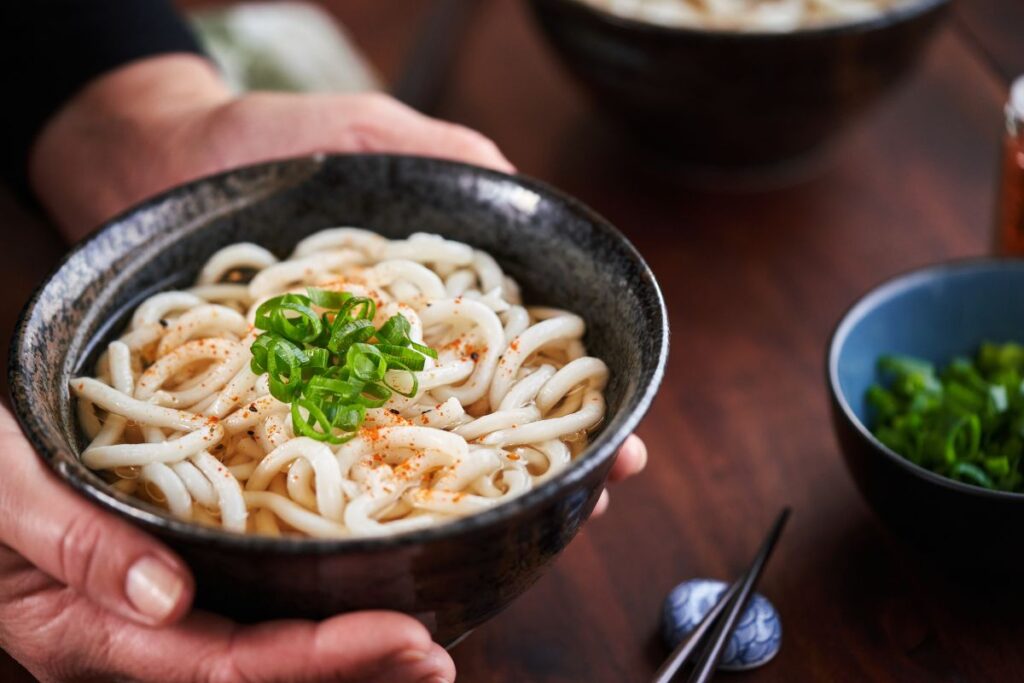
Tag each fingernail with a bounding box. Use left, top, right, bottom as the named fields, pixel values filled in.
left=391, top=649, right=427, bottom=666
left=634, top=438, right=648, bottom=470
left=419, top=676, right=450, bottom=683
left=378, top=650, right=444, bottom=683
left=126, top=556, right=183, bottom=622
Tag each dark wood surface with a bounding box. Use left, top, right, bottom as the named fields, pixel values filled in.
left=2, top=1, right=1023, bottom=681
left=954, top=0, right=1024, bottom=83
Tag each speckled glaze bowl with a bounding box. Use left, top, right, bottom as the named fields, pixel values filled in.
left=8, top=154, right=667, bottom=644
left=527, top=0, right=948, bottom=169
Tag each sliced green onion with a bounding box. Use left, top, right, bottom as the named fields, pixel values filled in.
left=868, top=343, right=1024, bottom=493
left=292, top=399, right=353, bottom=444
left=941, top=414, right=981, bottom=464
left=410, top=341, right=438, bottom=360
left=357, top=381, right=392, bottom=408
left=377, top=314, right=439, bottom=359
left=346, top=343, right=388, bottom=382
left=255, top=294, right=323, bottom=344
left=265, top=336, right=307, bottom=402
left=337, top=296, right=376, bottom=322
left=950, top=461, right=993, bottom=489
left=249, top=288, right=435, bottom=440
left=327, top=319, right=375, bottom=355
left=377, top=314, right=411, bottom=344
left=377, top=344, right=429, bottom=372
left=306, top=287, right=351, bottom=309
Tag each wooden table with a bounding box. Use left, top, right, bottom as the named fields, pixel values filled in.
left=2, top=1, right=1022, bottom=680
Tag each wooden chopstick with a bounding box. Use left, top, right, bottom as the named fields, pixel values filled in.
left=651, top=508, right=791, bottom=683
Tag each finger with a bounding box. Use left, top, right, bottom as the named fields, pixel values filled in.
left=0, top=406, right=193, bottom=626
left=111, top=609, right=455, bottom=683
left=338, top=93, right=515, bottom=173
left=379, top=117, right=516, bottom=175
left=214, top=612, right=454, bottom=683
left=609, top=434, right=648, bottom=483
left=591, top=489, right=610, bottom=517
left=213, top=92, right=515, bottom=175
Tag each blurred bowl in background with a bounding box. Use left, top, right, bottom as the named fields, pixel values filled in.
left=527, top=0, right=949, bottom=171
left=828, top=260, right=1024, bottom=573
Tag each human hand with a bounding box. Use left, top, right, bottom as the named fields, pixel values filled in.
left=29, top=55, right=514, bottom=242
left=0, top=405, right=455, bottom=683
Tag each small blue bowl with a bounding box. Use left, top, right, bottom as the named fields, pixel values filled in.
left=828, top=259, right=1024, bottom=571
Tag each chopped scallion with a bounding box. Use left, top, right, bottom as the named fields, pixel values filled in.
left=867, top=342, right=1024, bottom=492
left=249, top=287, right=436, bottom=443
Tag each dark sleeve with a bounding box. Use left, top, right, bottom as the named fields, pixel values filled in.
left=1, top=0, right=206, bottom=197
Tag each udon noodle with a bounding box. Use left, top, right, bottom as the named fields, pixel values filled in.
left=580, top=0, right=911, bottom=31
left=71, top=229, right=608, bottom=538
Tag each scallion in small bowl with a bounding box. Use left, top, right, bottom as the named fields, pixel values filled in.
left=867, top=343, right=1024, bottom=492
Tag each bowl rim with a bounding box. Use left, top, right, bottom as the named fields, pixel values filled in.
left=827, top=256, right=1024, bottom=502
left=9, top=153, right=670, bottom=553
left=538, top=0, right=949, bottom=40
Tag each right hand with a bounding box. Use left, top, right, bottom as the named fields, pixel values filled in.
left=0, top=405, right=454, bottom=682
left=29, top=55, right=514, bottom=243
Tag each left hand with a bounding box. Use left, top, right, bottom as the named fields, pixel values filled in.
left=0, top=404, right=454, bottom=683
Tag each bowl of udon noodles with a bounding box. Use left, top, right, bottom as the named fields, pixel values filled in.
left=9, top=154, right=667, bottom=644
left=527, top=0, right=949, bottom=169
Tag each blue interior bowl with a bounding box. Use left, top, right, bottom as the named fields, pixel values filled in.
left=828, top=259, right=1024, bottom=571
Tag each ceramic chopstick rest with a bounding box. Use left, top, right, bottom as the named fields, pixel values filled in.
left=661, top=578, right=781, bottom=671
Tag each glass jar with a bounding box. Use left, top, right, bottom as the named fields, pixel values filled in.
left=996, top=76, right=1024, bottom=255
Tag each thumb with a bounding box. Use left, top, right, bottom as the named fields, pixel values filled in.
left=0, top=405, right=194, bottom=625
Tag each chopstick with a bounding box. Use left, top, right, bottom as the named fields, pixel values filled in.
left=650, top=580, right=741, bottom=683
left=686, top=508, right=790, bottom=682
left=651, top=508, right=791, bottom=683
left=391, top=0, right=480, bottom=114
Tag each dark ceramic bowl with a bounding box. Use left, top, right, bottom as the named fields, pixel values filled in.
left=828, top=260, right=1024, bottom=571
left=9, top=154, right=668, bottom=643
left=527, top=0, right=948, bottom=169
